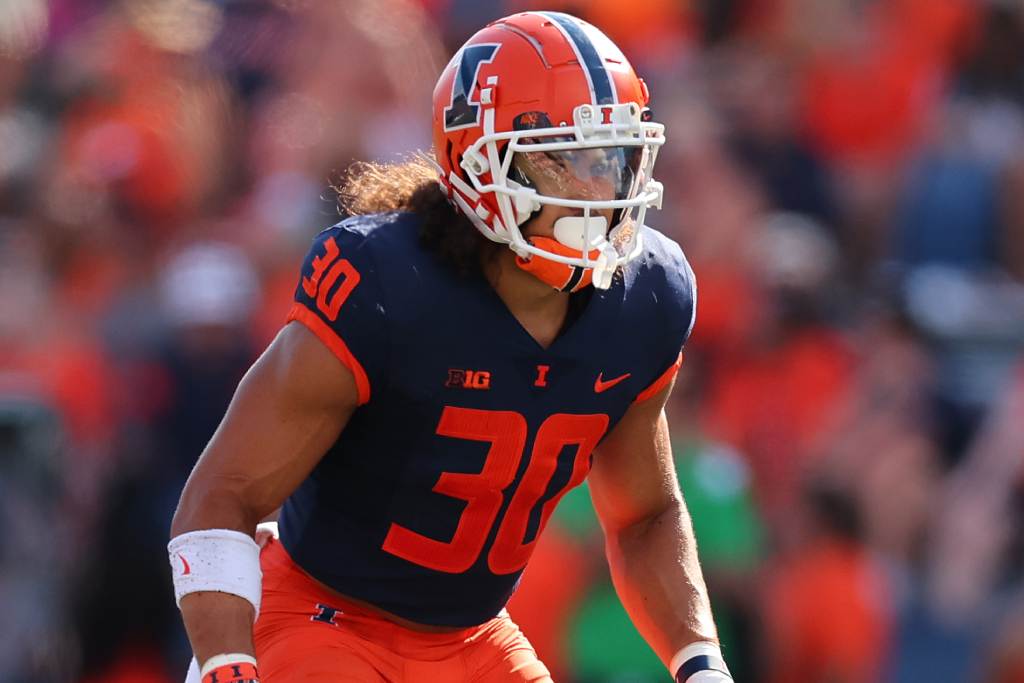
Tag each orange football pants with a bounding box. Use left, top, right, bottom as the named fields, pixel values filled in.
left=254, top=539, right=553, bottom=682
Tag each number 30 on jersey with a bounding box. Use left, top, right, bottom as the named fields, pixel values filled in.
left=383, top=407, right=608, bottom=575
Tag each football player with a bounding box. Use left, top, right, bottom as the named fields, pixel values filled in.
left=169, top=11, right=731, bottom=683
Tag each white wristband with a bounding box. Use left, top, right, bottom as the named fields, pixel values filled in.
left=671, top=641, right=731, bottom=682
left=200, top=653, right=258, bottom=678
left=169, top=529, right=263, bottom=619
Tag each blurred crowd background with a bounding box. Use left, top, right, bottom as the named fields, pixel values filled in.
left=1, top=0, right=1023, bottom=681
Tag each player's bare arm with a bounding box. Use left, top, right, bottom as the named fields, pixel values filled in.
left=589, top=377, right=730, bottom=682
left=169, top=322, right=358, bottom=672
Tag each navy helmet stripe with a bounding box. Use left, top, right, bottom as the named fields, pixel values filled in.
left=540, top=12, right=616, bottom=105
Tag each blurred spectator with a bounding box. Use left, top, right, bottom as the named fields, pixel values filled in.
left=0, top=396, right=74, bottom=682
left=74, top=243, right=260, bottom=682
left=901, top=266, right=1024, bottom=461
left=789, top=0, right=974, bottom=166
left=716, top=45, right=837, bottom=227
left=820, top=308, right=940, bottom=569
left=0, top=223, right=117, bottom=455
left=760, top=480, right=893, bottom=683
left=928, top=362, right=1024, bottom=625
left=894, top=103, right=1000, bottom=271
left=701, top=213, right=854, bottom=521
left=893, top=21, right=1024, bottom=452
left=151, top=242, right=261, bottom=479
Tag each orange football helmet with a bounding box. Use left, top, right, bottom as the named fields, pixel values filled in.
left=431, top=11, right=665, bottom=291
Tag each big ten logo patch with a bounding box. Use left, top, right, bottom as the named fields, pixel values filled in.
left=446, top=369, right=491, bottom=390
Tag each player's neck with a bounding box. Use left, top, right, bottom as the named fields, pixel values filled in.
left=485, top=251, right=569, bottom=349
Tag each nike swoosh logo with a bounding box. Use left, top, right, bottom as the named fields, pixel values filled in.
left=594, top=372, right=631, bottom=393
left=178, top=553, right=191, bottom=576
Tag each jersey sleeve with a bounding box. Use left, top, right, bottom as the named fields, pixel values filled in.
left=286, top=225, right=388, bottom=406
left=635, top=239, right=697, bottom=403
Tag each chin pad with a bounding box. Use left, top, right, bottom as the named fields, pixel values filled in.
left=514, top=236, right=599, bottom=292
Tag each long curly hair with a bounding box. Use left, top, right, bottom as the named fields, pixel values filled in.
left=334, top=152, right=499, bottom=277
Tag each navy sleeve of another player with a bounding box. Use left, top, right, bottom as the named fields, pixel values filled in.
left=286, top=225, right=388, bottom=406
left=635, top=240, right=697, bottom=403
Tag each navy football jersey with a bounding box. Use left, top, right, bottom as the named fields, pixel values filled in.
left=279, top=212, right=696, bottom=627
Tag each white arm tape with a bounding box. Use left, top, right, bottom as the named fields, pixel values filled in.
left=200, top=653, right=258, bottom=677
left=168, top=529, right=263, bottom=619
left=671, top=641, right=731, bottom=682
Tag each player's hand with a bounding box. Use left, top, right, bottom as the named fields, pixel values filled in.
left=254, top=521, right=279, bottom=549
